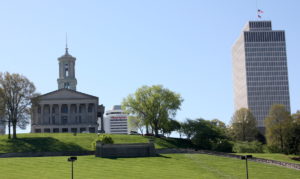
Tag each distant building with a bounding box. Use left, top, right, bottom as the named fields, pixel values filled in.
left=31, top=46, right=105, bottom=133
left=232, top=21, right=290, bottom=131
left=102, top=105, right=128, bottom=134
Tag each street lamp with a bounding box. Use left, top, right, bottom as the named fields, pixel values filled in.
left=67, top=156, right=77, bottom=179
left=240, top=155, right=252, bottom=179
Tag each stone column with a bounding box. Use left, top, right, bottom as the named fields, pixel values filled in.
left=68, top=104, right=71, bottom=124
left=41, top=104, right=44, bottom=125
left=85, top=104, right=88, bottom=124
left=77, top=104, right=80, bottom=124
left=58, top=104, right=61, bottom=125
left=50, top=104, right=53, bottom=125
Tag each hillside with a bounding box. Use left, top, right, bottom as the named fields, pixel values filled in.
left=0, top=133, right=194, bottom=153
left=0, top=154, right=299, bottom=179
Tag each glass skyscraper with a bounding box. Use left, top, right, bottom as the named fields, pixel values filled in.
left=232, top=21, right=290, bottom=131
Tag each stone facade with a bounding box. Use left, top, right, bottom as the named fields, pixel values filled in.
left=31, top=89, right=99, bottom=133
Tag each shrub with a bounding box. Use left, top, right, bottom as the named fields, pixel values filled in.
left=232, top=141, right=264, bottom=153
left=212, top=139, right=233, bottom=153
left=91, top=135, right=114, bottom=150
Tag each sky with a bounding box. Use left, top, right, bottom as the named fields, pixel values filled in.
left=0, top=0, right=299, bottom=133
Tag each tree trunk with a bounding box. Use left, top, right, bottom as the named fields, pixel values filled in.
left=8, top=120, right=11, bottom=139
left=12, top=121, right=17, bottom=139
left=145, top=124, right=149, bottom=134
left=154, top=127, right=159, bottom=137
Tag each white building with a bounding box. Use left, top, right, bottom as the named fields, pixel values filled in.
left=101, top=105, right=128, bottom=134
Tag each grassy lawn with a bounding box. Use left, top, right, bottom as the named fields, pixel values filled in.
left=0, top=133, right=194, bottom=153
left=235, top=153, right=300, bottom=164
left=0, top=153, right=299, bottom=179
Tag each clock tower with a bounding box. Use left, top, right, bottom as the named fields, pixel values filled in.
left=57, top=46, right=77, bottom=90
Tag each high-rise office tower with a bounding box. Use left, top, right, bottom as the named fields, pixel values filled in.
left=232, top=21, right=290, bottom=131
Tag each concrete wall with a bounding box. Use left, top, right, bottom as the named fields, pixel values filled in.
left=95, top=142, right=156, bottom=158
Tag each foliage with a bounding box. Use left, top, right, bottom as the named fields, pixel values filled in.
left=0, top=154, right=299, bottom=179
left=284, top=111, right=300, bottom=154
left=122, top=85, right=183, bottom=137
left=265, top=104, right=291, bottom=153
left=232, top=141, right=264, bottom=153
left=181, top=119, right=197, bottom=139
left=181, top=118, right=231, bottom=152
left=0, top=72, right=36, bottom=139
left=229, top=108, right=257, bottom=141
left=92, top=134, right=114, bottom=149
left=161, top=119, right=181, bottom=136
left=211, top=139, right=233, bottom=152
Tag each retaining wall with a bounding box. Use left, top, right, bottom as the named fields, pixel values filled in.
left=95, top=142, right=156, bottom=158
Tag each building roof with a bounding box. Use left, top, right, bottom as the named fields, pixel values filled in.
left=33, top=88, right=98, bottom=100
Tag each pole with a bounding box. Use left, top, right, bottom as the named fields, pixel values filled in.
left=245, top=158, right=249, bottom=179
left=71, top=161, right=74, bottom=179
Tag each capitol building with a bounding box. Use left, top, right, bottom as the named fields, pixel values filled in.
left=31, top=46, right=105, bottom=133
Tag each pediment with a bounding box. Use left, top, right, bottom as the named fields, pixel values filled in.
left=39, top=89, right=98, bottom=100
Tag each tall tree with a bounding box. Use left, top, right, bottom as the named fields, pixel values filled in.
left=285, top=111, right=300, bottom=154
left=0, top=72, right=36, bottom=139
left=122, top=85, right=183, bottom=137
left=230, top=108, right=257, bottom=141
left=265, top=104, right=291, bottom=153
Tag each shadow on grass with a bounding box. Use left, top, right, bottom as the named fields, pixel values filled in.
left=0, top=137, right=86, bottom=153
left=152, top=137, right=195, bottom=149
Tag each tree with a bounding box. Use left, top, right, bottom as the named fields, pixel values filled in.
left=265, top=104, right=291, bottom=153
left=0, top=72, right=36, bottom=139
left=230, top=108, right=257, bottom=141
left=161, top=119, right=181, bottom=137
left=181, top=118, right=231, bottom=151
left=128, top=116, right=144, bottom=135
left=181, top=119, right=197, bottom=139
left=285, top=112, right=300, bottom=154
left=122, top=85, right=183, bottom=137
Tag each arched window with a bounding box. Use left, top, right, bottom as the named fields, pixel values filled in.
left=65, top=64, right=69, bottom=77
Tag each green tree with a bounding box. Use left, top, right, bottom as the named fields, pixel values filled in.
left=182, top=118, right=230, bottom=151
left=161, top=119, right=181, bottom=137
left=265, top=104, right=291, bottom=153
left=122, top=85, right=183, bottom=137
left=181, top=119, right=197, bottom=139
left=0, top=72, right=36, bottom=139
left=284, top=111, right=300, bottom=154
left=230, top=108, right=257, bottom=141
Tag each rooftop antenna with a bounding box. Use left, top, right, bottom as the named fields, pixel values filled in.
left=65, top=32, right=69, bottom=54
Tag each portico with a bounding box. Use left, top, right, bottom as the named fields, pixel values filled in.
left=31, top=89, right=99, bottom=133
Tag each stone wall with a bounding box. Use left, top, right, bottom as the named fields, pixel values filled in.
left=95, top=142, right=156, bottom=158
left=156, top=148, right=300, bottom=170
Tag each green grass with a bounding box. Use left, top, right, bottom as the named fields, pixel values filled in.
left=0, top=133, right=194, bottom=153
left=235, top=153, right=300, bottom=164
left=0, top=154, right=299, bottom=179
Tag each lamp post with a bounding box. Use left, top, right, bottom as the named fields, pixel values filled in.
left=67, top=156, right=77, bottom=179
left=240, top=155, right=252, bottom=179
